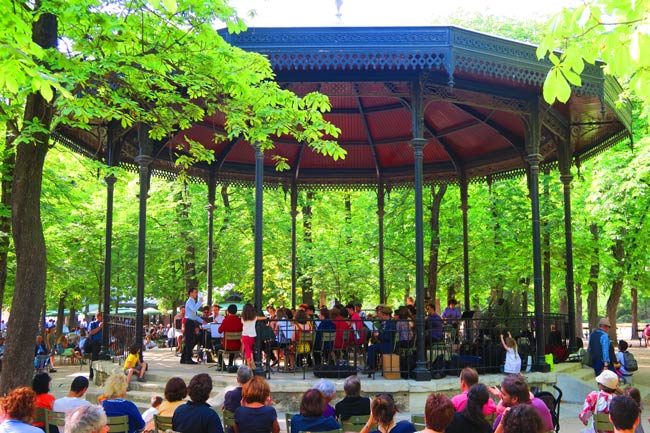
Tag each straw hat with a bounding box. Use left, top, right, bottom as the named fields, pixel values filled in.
left=596, top=370, right=619, bottom=390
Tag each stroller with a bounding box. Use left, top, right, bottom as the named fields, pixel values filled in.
left=533, top=384, right=563, bottom=433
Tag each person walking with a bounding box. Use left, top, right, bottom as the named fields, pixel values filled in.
left=588, top=318, right=613, bottom=376
left=88, top=312, right=103, bottom=380
left=181, top=288, right=204, bottom=365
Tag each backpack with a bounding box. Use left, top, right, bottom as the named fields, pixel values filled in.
left=623, top=351, right=638, bottom=371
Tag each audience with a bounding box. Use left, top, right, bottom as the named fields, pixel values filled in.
left=446, top=384, right=491, bottom=433
left=609, top=395, right=641, bottom=433
left=334, top=376, right=371, bottom=421
left=64, top=405, right=109, bottom=433
left=32, top=372, right=55, bottom=431
left=233, top=376, right=279, bottom=433
left=491, top=375, right=553, bottom=432
left=172, top=373, right=223, bottom=433
left=420, top=393, right=455, bottom=433
left=290, top=389, right=342, bottom=433
left=53, top=376, right=91, bottom=413
left=623, top=388, right=644, bottom=433
left=100, top=374, right=145, bottom=433
left=141, top=396, right=162, bottom=424
left=579, top=369, right=622, bottom=431
left=360, top=393, right=415, bottom=433
left=0, top=387, right=43, bottom=433
left=450, top=367, right=497, bottom=416
left=158, top=377, right=187, bottom=417
left=495, top=404, right=545, bottom=433
left=222, top=366, right=253, bottom=433
left=313, top=379, right=336, bottom=418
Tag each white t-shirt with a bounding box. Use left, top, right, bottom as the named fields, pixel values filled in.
left=52, top=397, right=92, bottom=413
left=242, top=318, right=257, bottom=337
left=141, top=407, right=158, bottom=424
left=504, top=347, right=521, bottom=374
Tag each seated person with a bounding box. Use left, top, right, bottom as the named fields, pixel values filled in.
left=218, top=304, right=243, bottom=367
left=335, top=375, right=370, bottom=422
left=101, top=374, right=145, bottom=433
left=173, top=373, right=224, bottom=433
left=222, top=366, right=252, bottom=433
left=234, top=376, right=279, bottom=433
left=123, top=343, right=148, bottom=387
left=291, top=389, right=341, bottom=433
left=451, top=368, right=497, bottom=415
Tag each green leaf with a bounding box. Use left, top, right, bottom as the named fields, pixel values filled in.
left=162, top=0, right=178, bottom=14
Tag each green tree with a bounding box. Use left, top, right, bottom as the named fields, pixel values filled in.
left=0, top=0, right=342, bottom=392
left=537, top=1, right=650, bottom=118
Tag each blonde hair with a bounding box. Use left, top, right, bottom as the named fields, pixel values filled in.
left=506, top=337, right=518, bottom=351
left=104, top=374, right=127, bottom=399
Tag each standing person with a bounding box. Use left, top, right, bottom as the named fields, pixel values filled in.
left=241, top=304, right=258, bottom=370
left=500, top=331, right=521, bottom=374
left=0, top=387, right=43, bottom=433
left=233, top=376, right=280, bottom=433
left=181, top=288, right=204, bottom=365
left=615, top=340, right=635, bottom=384
left=588, top=318, right=613, bottom=376
left=172, top=374, right=224, bottom=433
left=53, top=376, right=92, bottom=413
left=88, top=312, right=103, bottom=380
left=643, top=324, right=650, bottom=348
left=446, top=384, right=492, bottom=433
left=174, top=306, right=185, bottom=356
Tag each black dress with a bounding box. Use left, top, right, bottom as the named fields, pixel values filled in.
left=445, top=411, right=491, bottom=433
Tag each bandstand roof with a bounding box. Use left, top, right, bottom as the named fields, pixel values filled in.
left=55, top=26, right=632, bottom=189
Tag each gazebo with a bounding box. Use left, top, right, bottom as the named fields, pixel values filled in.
left=55, top=26, right=632, bottom=379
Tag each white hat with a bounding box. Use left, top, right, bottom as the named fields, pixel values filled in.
left=596, top=370, right=619, bottom=390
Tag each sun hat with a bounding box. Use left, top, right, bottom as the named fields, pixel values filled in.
left=596, top=370, right=619, bottom=390
left=598, top=318, right=611, bottom=327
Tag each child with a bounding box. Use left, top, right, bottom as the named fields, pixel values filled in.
left=625, top=387, right=645, bottom=433
left=142, top=395, right=163, bottom=425
left=500, top=331, right=521, bottom=374
left=123, top=342, right=148, bottom=387
left=615, top=340, right=634, bottom=383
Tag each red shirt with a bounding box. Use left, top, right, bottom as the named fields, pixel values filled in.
left=333, top=317, right=352, bottom=349
left=218, top=314, right=243, bottom=350
left=33, top=393, right=55, bottom=427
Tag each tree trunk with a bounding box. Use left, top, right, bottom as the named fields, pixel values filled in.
left=0, top=135, right=15, bottom=323
left=56, top=293, right=66, bottom=336
left=176, top=186, right=198, bottom=291
left=575, top=282, right=583, bottom=343
left=299, top=191, right=314, bottom=306
left=344, top=192, right=352, bottom=245
left=543, top=171, right=551, bottom=315
left=427, top=184, right=446, bottom=303
left=605, top=238, right=625, bottom=343
left=0, top=5, right=56, bottom=394
left=69, top=307, right=78, bottom=329
left=631, top=287, right=638, bottom=340
left=587, top=223, right=599, bottom=331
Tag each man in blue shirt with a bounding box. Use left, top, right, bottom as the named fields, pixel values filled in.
left=588, top=317, right=613, bottom=376
left=88, top=312, right=103, bottom=380
left=181, top=288, right=203, bottom=365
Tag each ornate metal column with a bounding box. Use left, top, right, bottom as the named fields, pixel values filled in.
left=253, top=144, right=265, bottom=375
left=460, top=174, right=470, bottom=312
left=525, top=103, right=549, bottom=372
left=378, top=181, right=386, bottom=304
left=556, top=132, right=577, bottom=352
left=290, top=183, right=298, bottom=310
left=410, top=77, right=431, bottom=381
left=101, top=122, right=119, bottom=352
left=134, top=123, right=153, bottom=351
left=206, top=170, right=216, bottom=307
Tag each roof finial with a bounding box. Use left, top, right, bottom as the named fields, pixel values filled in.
left=335, top=0, right=343, bottom=24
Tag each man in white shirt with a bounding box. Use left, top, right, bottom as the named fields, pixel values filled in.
left=53, top=376, right=91, bottom=413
